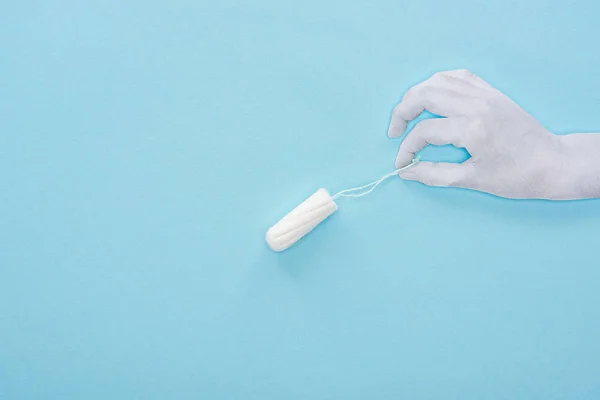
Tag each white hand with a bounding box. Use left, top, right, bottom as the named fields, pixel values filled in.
left=389, top=69, right=600, bottom=200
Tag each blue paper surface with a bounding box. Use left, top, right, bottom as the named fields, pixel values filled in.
left=2, top=0, right=600, bottom=398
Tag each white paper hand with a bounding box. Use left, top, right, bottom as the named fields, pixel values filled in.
left=389, top=69, right=600, bottom=200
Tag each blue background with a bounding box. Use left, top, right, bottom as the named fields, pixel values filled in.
left=2, top=0, right=600, bottom=398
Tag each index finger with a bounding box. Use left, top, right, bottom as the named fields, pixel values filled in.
left=387, top=73, right=480, bottom=138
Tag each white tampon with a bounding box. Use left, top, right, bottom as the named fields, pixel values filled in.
left=265, top=157, right=420, bottom=252
left=266, top=188, right=338, bottom=252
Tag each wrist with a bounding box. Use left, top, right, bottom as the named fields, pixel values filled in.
left=546, top=133, right=600, bottom=200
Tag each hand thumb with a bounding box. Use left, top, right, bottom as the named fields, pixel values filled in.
left=399, top=161, right=473, bottom=188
